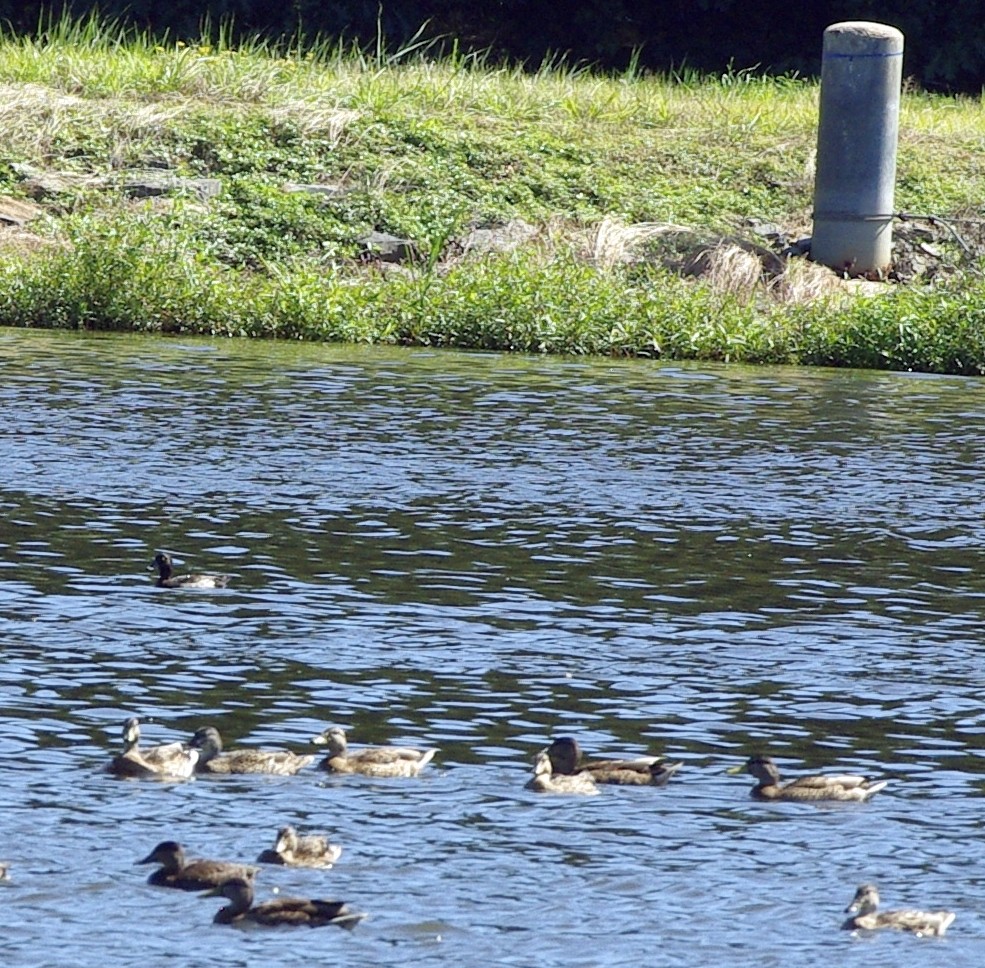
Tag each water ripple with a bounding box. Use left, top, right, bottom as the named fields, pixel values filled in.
left=1, top=330, right=984, bottom=966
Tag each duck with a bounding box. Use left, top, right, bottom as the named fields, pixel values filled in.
left=202, top=877, right=367, bottom=929
left=106, top=717, right=199, bottom=779
left=137, top=841, right=259, bottom=891
left=727, top=754, right=888, bottom=802
left=842, top=884, right=955, bottom=936
left=525, top=750, right=599, bottom=795
left=545, top=736, right=683, bottom=786
left=151, top=552, right=231, bottom=589
left=189, top=726, right=314, bottom=775
left=257, top=825, right=342, bottom=868
left=312, top=727, right=437, bottom=777
left=0, top=862, right=9, bottom=882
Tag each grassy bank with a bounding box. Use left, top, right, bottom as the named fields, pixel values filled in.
left=1, top=17, right=985, bottom=373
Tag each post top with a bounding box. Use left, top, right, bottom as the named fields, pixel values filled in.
left=824, top=21, right=904, bottom=44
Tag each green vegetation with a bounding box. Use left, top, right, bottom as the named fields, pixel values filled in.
left=1, top=16, right=985, bottom=373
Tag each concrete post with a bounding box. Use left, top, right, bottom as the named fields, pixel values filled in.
left=811, top=21, right=904, bottom=276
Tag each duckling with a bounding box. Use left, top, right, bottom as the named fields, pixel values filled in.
left=151, top=552, right=231, bottom=589
left=137, top=841, right=259, bottom=891
left=190, top=726, right=314, bottom=775
left=203, top=877, right=366, bottom=929
left=526, top=750, right=599, bottom=795
left=312, top=727, right=437, bottom=778
left=546, top=736, right=683, bottom=786
left=842, top=884, right=955, bottom=936
left=727, top=754, right=888, bottom=802
left=257, top=825, right=342, bottom=868
left=106, top=717, right=198, bottom=779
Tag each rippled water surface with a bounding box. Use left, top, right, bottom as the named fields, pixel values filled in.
left=2, top=328, right=985, bottom=966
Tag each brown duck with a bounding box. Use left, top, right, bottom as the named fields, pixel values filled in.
left=546, top=736, right=682, bottom=786
left=312, top=727, right=437, bottom=777
left=256, top=825, right=343, bottom=868
left=203, top=877, right=367, bottom=929
left=727, top=754, right=888, bottom=802
left=525, top=750, right=599, bottom=795
left=106, top=717, right=198, bottom=779
left=842, top=884, right=955, bottom=936
left=137, top=840, right=259, bottom=891
left=190, top=726, right=314, bottom=775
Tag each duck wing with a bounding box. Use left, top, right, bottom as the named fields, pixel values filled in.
left=140, top=742, right=198, bottom=778
left=785, top=773, right=887, bottom=799
left=582, top=757, right=682, bottom=786
left=350, top=747, right=434, bottom=765
left=250, top=898, right=365, bottom=928
left=849, top=910, right=955, bottom=935
left=107, top=750, right=159, bottom=778
left=202, top=750, right=314, bottom=775
left=169, top=859, right=259, bottom=891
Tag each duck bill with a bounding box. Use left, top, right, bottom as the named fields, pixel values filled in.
left=724, top=764, right=745, bottom=775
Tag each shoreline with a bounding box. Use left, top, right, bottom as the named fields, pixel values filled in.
left=0, top=23, right=983, bottom=374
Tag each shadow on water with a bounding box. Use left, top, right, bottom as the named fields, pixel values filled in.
left=1, top=327, right=985, bottom=966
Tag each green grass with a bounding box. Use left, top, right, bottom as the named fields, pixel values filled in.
left=2, top=15, right=985, bottom=372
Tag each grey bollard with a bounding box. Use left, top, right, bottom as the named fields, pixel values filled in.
left=811, top=21, right=904, bottom=276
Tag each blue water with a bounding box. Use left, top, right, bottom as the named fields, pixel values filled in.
left=1, top=328, right=983, bottom=966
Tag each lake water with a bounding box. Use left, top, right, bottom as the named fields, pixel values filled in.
left=1, top=327, right=984, bottom=967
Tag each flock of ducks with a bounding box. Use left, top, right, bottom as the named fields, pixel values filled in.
left=103, top=712, right=957, bottom=937
left=134, top=838, right=361, bottom=928
left=138, top=553, right=955, bottom=937
left=103, top=714, right=438, bottom=929
left=107, top=718, right=437, bottom=782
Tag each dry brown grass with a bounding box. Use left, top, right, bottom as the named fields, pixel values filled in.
left=268, top=103, right=360, bottom=141
left=588, top=218, right=704, bottom=269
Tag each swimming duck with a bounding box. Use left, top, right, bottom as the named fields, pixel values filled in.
left=203, top=877, right=367, bottom=929
left=0, top=862, right=9, bottom=882
left=546, top=736, right=683, bottom=786
left=190, top=726, right=314, bottom=775
left=257, top=825, right=342, bottom=868
left=727, top=754, right=888, bottom=802
left=526, top=750, right=599, bottom=795
left=842, top=884, right=955, bottom=936
left=151, top=552, right=231, bottom=589
left=312, top=727, right=437, bottom=777
left=106, top=717, right=199, bottom=779
left=137, top=841, right=259, bottom=891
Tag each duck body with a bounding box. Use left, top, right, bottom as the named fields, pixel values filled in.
left=842, top=884, right=955, bottom=936
left=106, top=717, right=199, bottom=779
left=526, top=750, right=599, bottom=795
left=257, top=826, right=343, bottom=868
left=546, top=736, right=683, bottom=786
left=312, top=727, right=436, bottom=777
left=190, top=726, right=314, bottom=775
left=728, top=755, right=888, bottom=802
left=137, top=841, right=259, bottom=891
left=204, top=877, right=366, bottom=929
left=151, top=553, right=231, bottom=589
